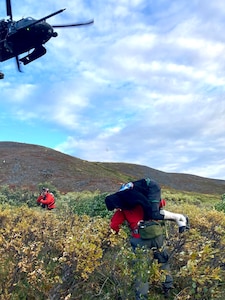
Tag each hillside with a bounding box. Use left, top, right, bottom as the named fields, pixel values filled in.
left=0, top=141, right=225, bottom=195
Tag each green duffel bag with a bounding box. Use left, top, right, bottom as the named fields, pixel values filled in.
left=138, top=221, right=164, bottom=240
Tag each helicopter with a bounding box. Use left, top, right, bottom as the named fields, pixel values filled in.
left=0, top=0, right=94, bottom=79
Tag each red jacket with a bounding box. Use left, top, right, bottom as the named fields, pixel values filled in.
left=110, top=205, right=144, bottom=238
left=37, top=193, right=55, bottom=210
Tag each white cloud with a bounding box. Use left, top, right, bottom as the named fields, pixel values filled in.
left=2, top=83, right=37, bottom=103
left=1, top=0, right=225, bottom=180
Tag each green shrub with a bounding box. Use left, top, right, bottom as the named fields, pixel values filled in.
left=214, top=193, right=225, bottom=213
left=0, top=185, right=37, bottom=207
left=61, top=191, right=112, bottom=218
left=0, top=184, right=62, bottom=209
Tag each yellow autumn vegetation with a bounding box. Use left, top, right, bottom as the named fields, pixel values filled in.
left=0, top=205, right=127, bottom=299
left=0, top=194, right=225, bottom=299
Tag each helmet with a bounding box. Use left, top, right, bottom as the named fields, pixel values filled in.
left=119, top=182, right=134, bottom=191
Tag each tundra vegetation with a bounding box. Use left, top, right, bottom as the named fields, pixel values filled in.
left=0, top=184, right=225, bottom=300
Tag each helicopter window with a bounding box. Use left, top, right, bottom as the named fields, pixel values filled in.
left=15, top=17, right=35, bottom=29
left=18, top=17, right=34, bottom=23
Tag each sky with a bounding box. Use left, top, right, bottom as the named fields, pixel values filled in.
left=1, top=0, right=225, bottom=180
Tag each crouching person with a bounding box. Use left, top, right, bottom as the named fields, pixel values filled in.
left=36, top=187, right=56, bottom=210
left=119, top=178, right=190, bottom=233
left=105, top=190, right=173, bottom=299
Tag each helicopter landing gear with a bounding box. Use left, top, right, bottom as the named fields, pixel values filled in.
left=19, top=46, right=47, bottom=65
left=0, top=72, right=4, bottom=79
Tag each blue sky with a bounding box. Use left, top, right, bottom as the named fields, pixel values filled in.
left=1, top=0, right=225, bottom=180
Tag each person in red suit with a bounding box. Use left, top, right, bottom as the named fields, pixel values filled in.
left=119, top=178, right=189, bottom=233
left=105, top=190, right=173, bottom=299
left=36, top=187, right=55, bottom=210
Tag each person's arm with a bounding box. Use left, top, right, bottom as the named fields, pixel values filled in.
left=36, top=195, right=43, bottom=204
left=40, top=193, right=53, bottom=205
left=110, top=209, right=126, bottom=233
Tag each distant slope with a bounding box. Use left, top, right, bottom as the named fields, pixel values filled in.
left=99, top=162, right=225, bottom=195
left=0, top=141, right=225, bottom=195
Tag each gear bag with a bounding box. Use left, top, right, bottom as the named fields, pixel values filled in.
left=138, top=220, right=164, bottom=239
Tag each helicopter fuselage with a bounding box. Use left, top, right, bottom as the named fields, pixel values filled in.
left=0, top=17, right=57, bottom=62
left=0, top=1, right=93, bottom=77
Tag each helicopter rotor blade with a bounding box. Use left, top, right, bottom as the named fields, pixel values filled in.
left=11, top=8, right=67, bottom=33
left=15, top=55, right=22, bottom=72
left=27, top=9, right=66, bottom=27
left=52, top=19, right=94, bottom=28
left=6, top=0, right=13, bottom=20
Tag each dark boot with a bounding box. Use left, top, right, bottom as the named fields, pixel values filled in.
left=163, top=287, right=171, bottom=298
left=179, top=215, right=190, bottom=233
